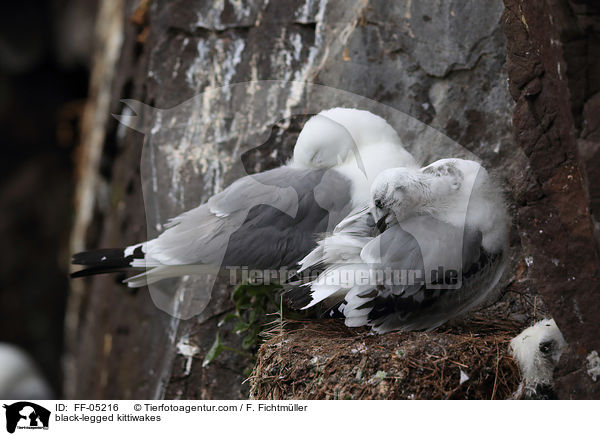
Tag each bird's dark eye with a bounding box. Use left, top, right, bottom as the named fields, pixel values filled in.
left=374, top=199, right=384, bottom=209
left=539, top=341, right=553, bottom=354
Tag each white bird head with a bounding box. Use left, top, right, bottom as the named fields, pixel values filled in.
left=371, top=158, right=507, bottom=253
left=292, top=113, right=357, bottom=169
left=370, top=159, right=473, bottom=226
left=291, top=107, right=411, bottom=171
left=371, top=166, right=431, bottom=226
left=510, top=318, right=566, bottom=397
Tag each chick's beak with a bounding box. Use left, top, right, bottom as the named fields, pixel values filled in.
left=376, top=214, right=389, bottom=233
left=373, top=203, right=389, bottom=233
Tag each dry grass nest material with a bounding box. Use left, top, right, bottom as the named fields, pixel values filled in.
left=248, top=317, right=523, bottom=400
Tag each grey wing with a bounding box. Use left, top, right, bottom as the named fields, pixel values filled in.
left=144, top=166, right=353, bottom=270
left=343, top=216, right=491, bottom=332
left=340, top=221, right=429, bottom=327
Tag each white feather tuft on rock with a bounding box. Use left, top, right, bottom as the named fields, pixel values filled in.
left=509, top=318, right=566, bottom=397
left=0, top=343, right=53, bottom=400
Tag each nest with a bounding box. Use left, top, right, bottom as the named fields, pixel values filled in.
left=248, top=318, right=522, bottom=400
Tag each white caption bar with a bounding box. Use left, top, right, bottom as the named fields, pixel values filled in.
left=0, top=400, right=596, bottom=435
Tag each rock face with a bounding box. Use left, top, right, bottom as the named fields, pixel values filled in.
left=501, top=0, right=600, bottom=399
left=66, top=0, right=598, bottom=399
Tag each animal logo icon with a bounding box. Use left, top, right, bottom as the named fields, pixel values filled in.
left=2, top=402, right=50, bottom=434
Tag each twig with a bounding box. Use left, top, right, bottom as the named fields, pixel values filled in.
left=491, top=346, right=500, bottom=400
left=279, top=295, right=284, bottom=337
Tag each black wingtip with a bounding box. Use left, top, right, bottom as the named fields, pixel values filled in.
left=70, top=247, right=143, bottom=279
left=72, top=248, right=128, bottom=266
left=70, top=265, right=131, bottom=278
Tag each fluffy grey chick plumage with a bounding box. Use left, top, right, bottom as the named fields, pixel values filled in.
left=292, top=158, right=509, bottom=333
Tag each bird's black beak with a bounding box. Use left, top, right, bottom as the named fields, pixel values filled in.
left=375, top=211, right=389, bottom=233
left=373, top=197, right=391, bottom=233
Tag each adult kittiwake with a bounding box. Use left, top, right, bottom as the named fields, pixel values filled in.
left=71, top=108, right=418, bottom=286
left=288, top=158, right=509, bottom=333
